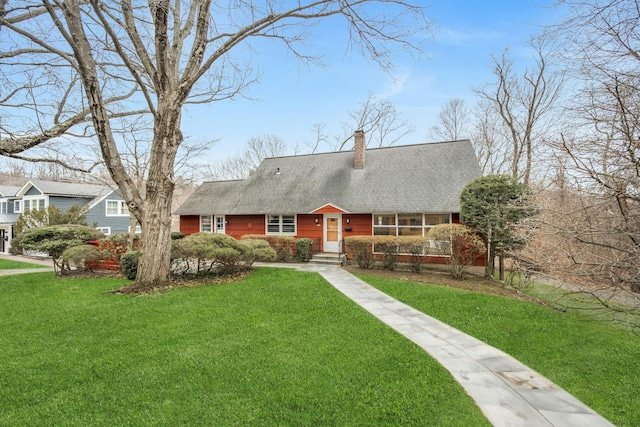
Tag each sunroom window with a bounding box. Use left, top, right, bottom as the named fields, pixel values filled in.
left=373, top=213, right=452, bottom=255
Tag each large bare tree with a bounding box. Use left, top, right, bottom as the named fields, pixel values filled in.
left=0, top=1, right=428, bottom=287
left=535, top=0, right=640, bottom=297
left=428, top=97, right=470, bottom=141
left=205, top=133, right=291, bottom=180
left=475, top=37, right=564, bottom=185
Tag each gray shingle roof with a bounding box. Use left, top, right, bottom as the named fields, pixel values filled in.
left=24, top=179, right=113, bottom=198
left=175, top=140, right=482, bottom=216
left=0, top=185, right=20, bottom=197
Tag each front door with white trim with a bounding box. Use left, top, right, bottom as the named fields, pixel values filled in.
left=323, top=214, right=342, bottom=253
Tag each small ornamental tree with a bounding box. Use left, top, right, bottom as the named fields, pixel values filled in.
left=429, top=224, right=486, bottom=280
left=460, top=175, right=537, bottom=277
left=20, top=225, right=105, bottom=274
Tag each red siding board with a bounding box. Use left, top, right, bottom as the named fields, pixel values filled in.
left=180, top=215, right=200, bottom=235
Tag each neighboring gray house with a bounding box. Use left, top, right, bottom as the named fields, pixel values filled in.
left=0, top=179, right=132, bottom=254
left=0, top=185, right=21, bottom=254
left=176, top=133, right=482, bottom=258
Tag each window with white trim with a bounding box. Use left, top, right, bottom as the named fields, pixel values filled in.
left=215, top=215, right=225, bottom=234
left=128, top=224, right=142, bottom=234
left=106, top=200, right=129, bottom=216
left=373, top=213, right=451, bottom=237
left=23, top=198, right=45, bottom=211
left=267, top=214, right=296, bottom=235
left=96, top=227, right=111, bottom=235
left=14, top=200, right=21, bottom=213
left=0, top=201, right=6, bottom=214
left=200, top=215, right=212, bottom=233
left=372, top=213, right=452, bottom=255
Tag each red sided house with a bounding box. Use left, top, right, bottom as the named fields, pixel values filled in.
left=176, top=131, right=482, bottom=263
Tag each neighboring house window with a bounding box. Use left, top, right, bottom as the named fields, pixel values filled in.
left=0, top=201, right=6, bottom=214
left=14, top=200, right=21, bottom=213
left=267, top=214, right=296, bottom=235
left=26, top=198, right=45, bottom=211
left=201, top=215, right=212, bottom=233
left=214, top=215, right=225, bottom=234
left=96, top=227, right=111, bottom=235
left=106, top=200, right=129, bottom=216
left=128, top=224, right=142, bottom=234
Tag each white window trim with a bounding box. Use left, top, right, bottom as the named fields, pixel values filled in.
left=96, top=226, right=111, bottom=235
left=214, top=215, right=226, bottom=234
left=106, top=200, right=129, bottom=217
left=371, top=213, right=452, bottom=256
left=266, top=214, right=296, bottom=236
left=200, top=215, right=212, bottom=233
left=22, top=196, right=47, bottom=212
left=128, top=224, right=142, bottom=234
left=14, top=200, right=22, bottom=213
left=0, top=201, right=6, bottom=214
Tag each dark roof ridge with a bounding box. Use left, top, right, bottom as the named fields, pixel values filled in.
left=262, top=139, right=472, bottom=162
left=201, top=179, right=246, bottom=184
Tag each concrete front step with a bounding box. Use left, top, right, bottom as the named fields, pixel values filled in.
left=310, top=253, right=346, bottom=265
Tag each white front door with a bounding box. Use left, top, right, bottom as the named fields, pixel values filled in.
left=323, top=214, right=342, bottom=253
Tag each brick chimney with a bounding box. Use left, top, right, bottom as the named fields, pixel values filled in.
left=353, top=130, right=365, bottom=169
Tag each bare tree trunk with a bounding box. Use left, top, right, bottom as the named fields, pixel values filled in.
left=137, top=188, right=174, bottom=284
left=128, top=215, right=137, bottom=252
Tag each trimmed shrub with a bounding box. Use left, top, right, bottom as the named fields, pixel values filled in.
left=242, top=239, right=277, bottom=263
left=20, top=224, right=105, bottom=274
left=397, top=236, right=430, bottom=273
left=372, top=236, right=399, bottom=271
left=171, top=232, right=185, bottom=240
left=120, top=251, right=139, bottom=280
left=241, top=234, right=294, bottom=262
left=345, top=236, right=375, bottom=269
left=172, top=233, right=257, bottom=275
left=295, top=238, right=313, bottom=262
left=62, top=245, right=103, bottom=272
left=429, top=224, right=486, bottom=279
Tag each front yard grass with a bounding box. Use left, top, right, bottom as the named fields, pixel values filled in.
left=356, top=272, right=640, bottom=427
left=0, top=258, right=49, bottom=270
left=0, top=269, right=490, bottom=427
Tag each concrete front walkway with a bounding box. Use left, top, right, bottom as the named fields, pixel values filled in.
left=0, top=254, right=53, bottom=276
left=274, top=263, right=615, bottom=427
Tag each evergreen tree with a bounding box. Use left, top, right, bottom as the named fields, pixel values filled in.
left=460, top=175, right=537, bottom=277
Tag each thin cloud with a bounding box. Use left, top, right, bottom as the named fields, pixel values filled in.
left=438, top=27, right=502, bottom=46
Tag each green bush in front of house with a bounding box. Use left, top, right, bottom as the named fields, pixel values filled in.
left=372, top=236, right=400, bottom=271
left=242, top=239, right=277, bottom=262
left=345, top=236, right=375, bottom=269
left=241, top=234, right=294, bottom=262
left=295, top=238, right=313, bottom=262
left=172, top=233, right=258, bottom=275
left=397, top=236, right=430, bottom=273
left=19, top=224, right=105, bottom=275
left=120, top=251, right=139, bottom=280
left=429, top=224, right=486, bottom=280
left=62, top=244, right=104, bottom=273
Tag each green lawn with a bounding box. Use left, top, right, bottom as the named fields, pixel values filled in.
left=356, top=272, right=640, bottom=427
left=0, top=269, right=490, bottom=427
left=0, top=258, right=49, bottom=270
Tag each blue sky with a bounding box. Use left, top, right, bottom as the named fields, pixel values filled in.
left=183, top=1, right=563, bottom=162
